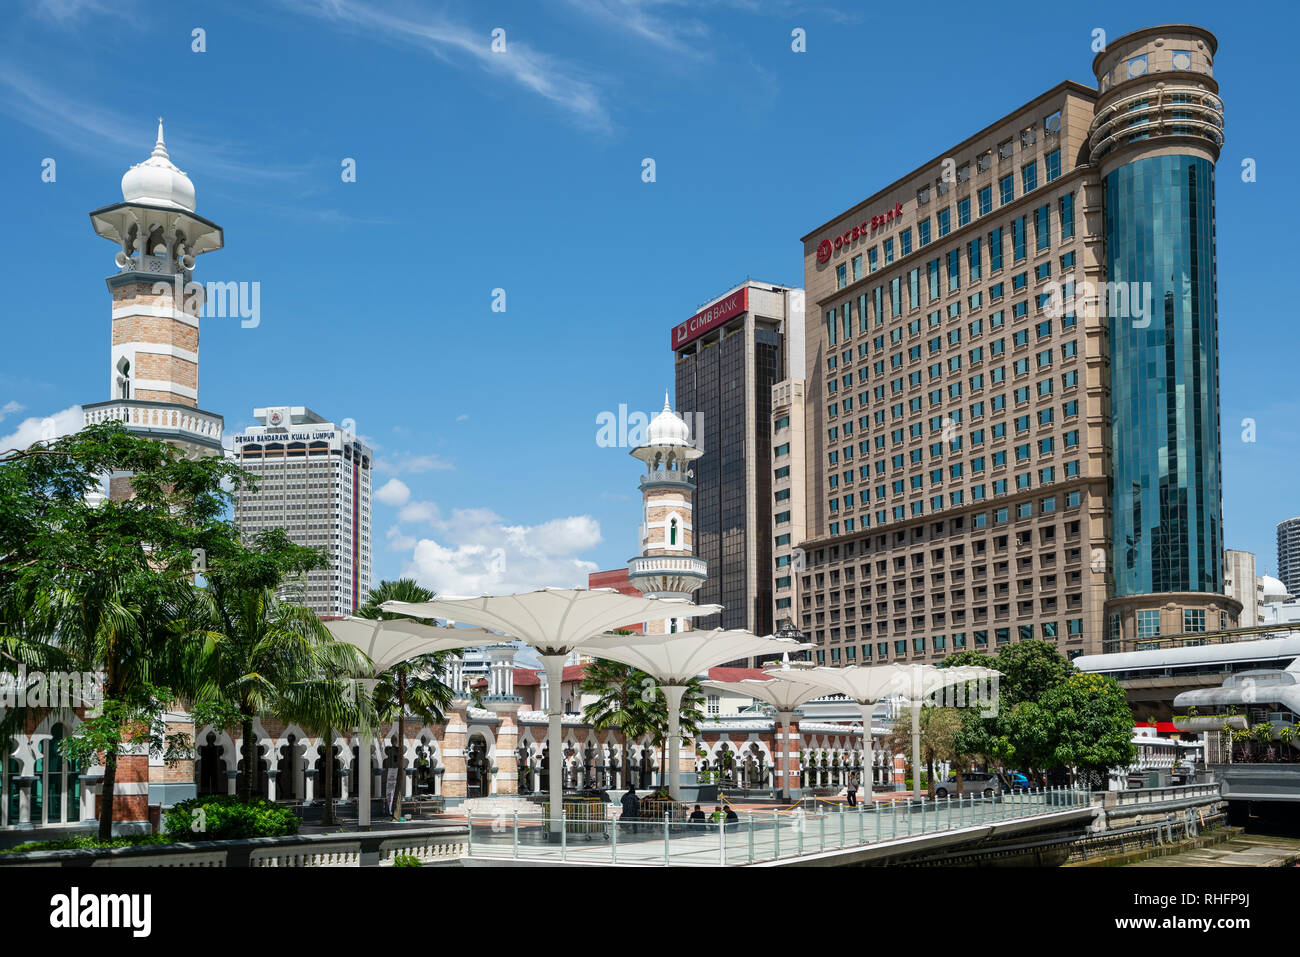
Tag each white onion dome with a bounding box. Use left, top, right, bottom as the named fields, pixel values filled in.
left=1260, top=575, right=1292, bottom=601
left=645, top=392, right=692, bottom=447
left=121, top=119, right=196, bottom=212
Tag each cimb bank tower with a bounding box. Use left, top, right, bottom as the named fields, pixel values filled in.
left=792, top=24, right=1235, bottom=664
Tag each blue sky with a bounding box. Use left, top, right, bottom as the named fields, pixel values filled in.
left=2, top=0, right=1297, bottom=595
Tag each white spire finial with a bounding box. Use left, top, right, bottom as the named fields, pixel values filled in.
left=152, top=117, right=169, bottom=159
left=663, top=390, right=671, bottom=413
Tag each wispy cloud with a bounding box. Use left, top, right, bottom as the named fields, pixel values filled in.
left=560, top=0, right=711, bottom=55
left=0, top=66, right=311, bottom=185
left=279, top=0, right=611, bottom=131
left=30, top=0, right=110, bottom=22
left=375, top=451, right=455, bottom=474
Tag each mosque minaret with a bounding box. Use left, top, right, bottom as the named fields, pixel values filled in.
left=627, top=394, right=708, bottom=634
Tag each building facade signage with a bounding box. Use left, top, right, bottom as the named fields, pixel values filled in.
left=233, top=430, right=338, bottom=444
left=672, top=286, right=749, bottom=349
left=815, top=202, right=905, bottom=264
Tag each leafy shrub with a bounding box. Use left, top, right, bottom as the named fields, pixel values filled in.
left=162, top=795, right=300, bottom=842
left=392, top=854, right=423, bottom=867
left=1, top=833, right=172, bottom=855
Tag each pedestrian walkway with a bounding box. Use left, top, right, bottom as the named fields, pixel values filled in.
left=463, top=789, right=1090, bottom=866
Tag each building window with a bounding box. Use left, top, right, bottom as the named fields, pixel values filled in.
left=1183, top=609, right=1206, bottom=633
left=1021, top=161, right=1038, bottom=194
left=1136, top=609, right=1161, bottom=638
left=999, top=173, right=1014, bottom=206
left=707, top=694, right=720, bottom=715
left=1045, top=148, right=1061, bottom=182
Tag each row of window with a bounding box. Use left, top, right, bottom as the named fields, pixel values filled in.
left=824, top=486, right=1083, bottom=537
left=834, top=148, right=1067, bottom=292
left=807, top=619, right=1085, bottom=662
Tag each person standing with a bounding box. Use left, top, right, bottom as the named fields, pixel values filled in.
left=621, top=787, right=640, bottom=833
left=846, top=773, right=858, bottom=808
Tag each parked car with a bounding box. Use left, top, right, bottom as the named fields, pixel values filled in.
left=933, top=771, right=1006, bottom=798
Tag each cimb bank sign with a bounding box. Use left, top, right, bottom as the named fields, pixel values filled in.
left=672, top=287, right=749, bottom=349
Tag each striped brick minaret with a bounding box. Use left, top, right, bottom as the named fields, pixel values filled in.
left=627, top=394, right=708, bottom=636
left=83, top=121, right=226, bottom=830
left=85, top=119, right=226, bottom=498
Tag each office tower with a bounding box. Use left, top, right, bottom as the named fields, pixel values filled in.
left=798, top=26, right=1238, bottom=664
left=673, top=281, right=805, bottom=636
left=231, top=407, right=373, bottom=617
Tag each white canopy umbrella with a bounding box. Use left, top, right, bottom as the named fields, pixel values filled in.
left=324, top=617, right=501, bottom=828
left=897, top=664, right=1002, bottom=801
left=777, top=664, right=1002, bottom=801
left=379, top=588, right=721, bottom=831
left=768, top=665, right=909, bottom=803
left=703, top=671, right=829, bottom=800
left=580, top=629, right=812, bottom=800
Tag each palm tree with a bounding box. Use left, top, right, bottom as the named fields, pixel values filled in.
left=43, top=570, right=200, bottom=839
left=580, top=657, right=656, bottom=789
left=277, top=670, right=368, bottom=827
left=192, top=587, right=351, bottom=802
left=357, top=579, right=454, bottom=820
left=580, top=652, right=705, bottom=791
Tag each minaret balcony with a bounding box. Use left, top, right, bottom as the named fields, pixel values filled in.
left=639, top=469, right=695, bottom=490
left=628, top=555, right=708, bottom=582
left=83, top=399, right=224, bottom=455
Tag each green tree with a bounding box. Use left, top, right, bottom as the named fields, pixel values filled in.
left=1040, top=673, right=1137, bottom=787
left=357, top=579, right=454, bottom=821
left=885, top=707, right=964, bottom=796
left=0, top=422, right=250, bottom=839
left=192, top=586, right=348, bottom=802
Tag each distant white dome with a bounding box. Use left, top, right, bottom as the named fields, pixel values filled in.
left=1260, top=575, right=1292, bottom=601
left=121, top=119, right=196, bottom=212
left=645, top=392, right=692, bottom=447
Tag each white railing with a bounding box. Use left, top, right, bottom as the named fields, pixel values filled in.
left=464, top=789, right=1092, bottom=866
left=84, top=399, right=223, bottom=443
left=628, top=556, right=708, bottom=577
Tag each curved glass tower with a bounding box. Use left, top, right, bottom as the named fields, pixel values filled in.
left=1089, top=25, right=1233, bottom=642
left=1105, top=154, right=1221, bottom=596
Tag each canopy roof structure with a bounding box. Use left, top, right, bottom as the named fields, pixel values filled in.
left=702, top=674, right=829, bottom=714
left=580, top=629, right=812, bottom=685
left=323, top=617, right=501, bottom=676
left=322, top=616, right=504, bottom=828
left=380, top=587, right=722, bottom=655
left=581, top=629, right=811, bottom=800
left=380, top=587, right=723, bottom=824
left=768, top=663, right=1003, bottom=801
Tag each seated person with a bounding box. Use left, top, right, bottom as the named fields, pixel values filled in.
left=688, top=804, right=706, bottom=823
left=724, top=806, right=739, bottom=823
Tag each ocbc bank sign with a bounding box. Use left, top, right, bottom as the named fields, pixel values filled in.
left=815, top=201, right=904, bottom=265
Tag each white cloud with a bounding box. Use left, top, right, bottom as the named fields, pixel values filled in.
left=32, top=0, right=110, bottom=21
left=0, top=67, right=311, bottom=184
left=398, top=508, right=603, bottom=596
left=0, top=401, right=25, bottom=422
left=375, top=452, right=454, bottom=474
left=375, top=477, right=411, bottom=507
left=280, top=0, right=611, bottom=130
left=456, top=414, right=469, bottom=422
left=397, top=500, right=441, bottom=524
left=386, top=525, right=417, bottom=551
left=0, top=405, right=82, bottom=453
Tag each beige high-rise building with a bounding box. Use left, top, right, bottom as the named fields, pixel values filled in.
left=1224, top=549, right=1263, bottom=626
left=797, top=25, right=1239, bottom=665
left=771, top=378, right=808, bottom=642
